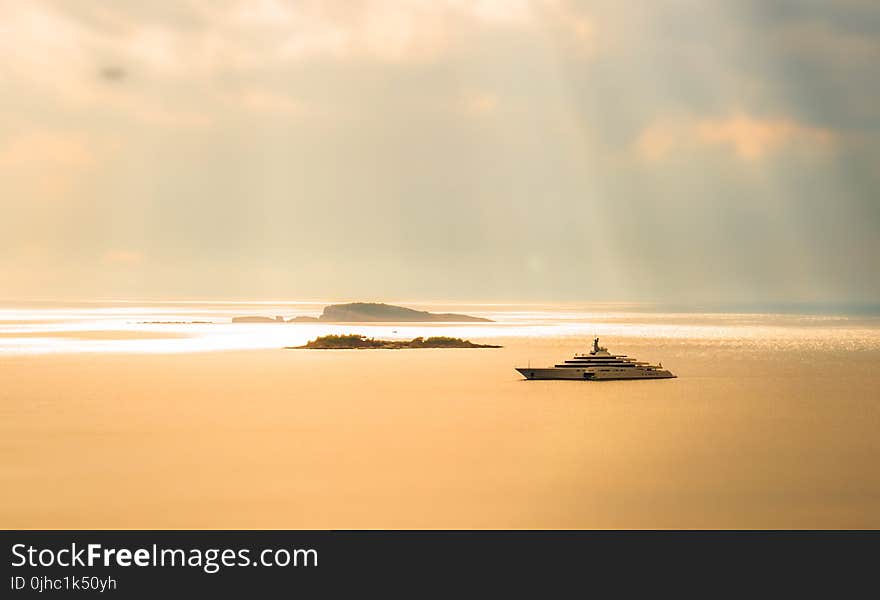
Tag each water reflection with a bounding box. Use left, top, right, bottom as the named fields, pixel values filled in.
left=0, top=302, right=878, bottom=354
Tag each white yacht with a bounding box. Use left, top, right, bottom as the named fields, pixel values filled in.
left=516, top=338, right=675, bottom=381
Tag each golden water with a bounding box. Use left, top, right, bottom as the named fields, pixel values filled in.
left=1, top=302, right=878, bottom=528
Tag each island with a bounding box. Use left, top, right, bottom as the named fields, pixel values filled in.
left=288, top=334, right=501, bottom=349
left=314, top=303, right=492, bottom=322
left=232, top=316, right=286, bottom=323
left=233, top=302, right=493, bottom=323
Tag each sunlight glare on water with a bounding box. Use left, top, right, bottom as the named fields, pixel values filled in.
left=0, top=301, right=878, bottom=355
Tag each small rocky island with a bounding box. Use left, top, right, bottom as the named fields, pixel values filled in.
left=232, top=316, right=287, bottom=323
left=234, top=302, right=492, bottom=323
left=289, top=334, right=501, bottom=349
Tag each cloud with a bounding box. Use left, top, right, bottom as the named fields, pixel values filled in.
left=635, top=120, right=680, bottom=162
left=0, top=3, right=91, bottom=92
left=0, top=0, right=544, bottom=130
left=1, top=1, right=877, bottom=303
left=696, top=114, right=834, bottom=160
left=25, top=0, right=537, bottom=75
left=636, top=113, right=836, bottom=161
left=266, top=0, right=534, bottom=63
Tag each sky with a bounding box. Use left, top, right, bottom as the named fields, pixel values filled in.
left=1, top=0, right=878, bottom=304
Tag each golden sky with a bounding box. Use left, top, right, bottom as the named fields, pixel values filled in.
left=1, top=1, right=878, bottom=304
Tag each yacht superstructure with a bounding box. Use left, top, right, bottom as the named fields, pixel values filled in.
left=516, top=338, right=675, bottom=381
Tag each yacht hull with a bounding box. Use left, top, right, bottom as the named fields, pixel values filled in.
left=515, top=367, right=675, bottom=381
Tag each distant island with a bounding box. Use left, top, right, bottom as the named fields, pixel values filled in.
left=139, top=321, right=213, bottom=324
left=233, top=302, right=493, bottom=323
left=289, top=334, right=501, bottom=349
left=231, top=316, right=287, bottom=323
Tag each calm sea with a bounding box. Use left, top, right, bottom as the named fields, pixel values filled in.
left=1, top=301, right=878, bottom=528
